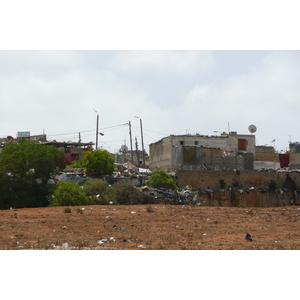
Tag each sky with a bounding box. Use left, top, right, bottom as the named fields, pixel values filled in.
left=0, top=50, right=299, bottom=153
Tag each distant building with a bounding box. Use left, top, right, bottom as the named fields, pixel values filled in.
left=289, top=143, right=300, bottom=169
left=43, top=140, right=94, bottom=164
left=254, top=146, right=280, bottom=170
left=115, top=149, right=149, bottom=167
left=149, top=132, right=256, bottom=172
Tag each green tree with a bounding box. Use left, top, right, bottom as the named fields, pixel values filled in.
left=84, top=179, right=117, bottom=204
left=0, top=140, right=65, bottom=183
left=0, top=140, right=66, bottom=209
left=146, top=168, right=177, bottom=190
left=80, top=149, right=115, bottom=176
left=49, top=180, right=93, bottom=206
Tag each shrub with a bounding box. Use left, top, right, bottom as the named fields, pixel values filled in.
left=49, top=180, right=93, bottom=207
left=219, top=179, right=226, bottom=189
left=269, top=180, right=278, bottom=191
left=113, top=180, right=143, bottom=205
left=84, top=179, right=117, bottom=205
left=146, top=168, right=177, bottom=190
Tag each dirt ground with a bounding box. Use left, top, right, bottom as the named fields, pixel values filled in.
left=1, top=204, right=300, bottom=250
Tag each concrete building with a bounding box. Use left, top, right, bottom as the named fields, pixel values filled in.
left=149, top=132, right=256, bottom=172
left=289, top=143, right=300, bottom=169
left=254, top=146, right=280, bottom=170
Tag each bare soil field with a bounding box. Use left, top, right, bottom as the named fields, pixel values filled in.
left=1, top=204, right=300, bottom=250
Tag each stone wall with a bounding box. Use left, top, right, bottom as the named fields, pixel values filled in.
left=176, top=170, right=300, bottom=190
left=197, top=189, right=295, bottom=207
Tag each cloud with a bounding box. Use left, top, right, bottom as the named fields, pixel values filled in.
left=0, top=50, right=299, bottom=153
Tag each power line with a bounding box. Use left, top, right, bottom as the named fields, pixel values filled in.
left=48, top=123, right=128, bottom=138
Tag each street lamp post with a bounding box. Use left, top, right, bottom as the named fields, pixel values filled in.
left=94, top=109, right=99, bottom=150
left=135, top=116, right=145, bottom=168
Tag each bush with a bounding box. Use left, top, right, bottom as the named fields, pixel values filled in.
left=269, top=179, right=278, bottom=191
left=146, top=168, right=177, bottom=190
left=49, top=180, right=93, bottom=207
left=113, top=180, right=143, bottom=205
left=84, top=179, right=117, bottom=205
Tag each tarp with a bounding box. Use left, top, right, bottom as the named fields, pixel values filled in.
left=279, top=154, right=290, bottom=168
left=139, top=168, right=152, bottom=174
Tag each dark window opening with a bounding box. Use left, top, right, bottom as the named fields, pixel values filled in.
left=238, top=139, right=247, bottom=151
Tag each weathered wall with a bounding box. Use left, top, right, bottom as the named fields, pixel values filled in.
left=176, top=170, right=300, bottom=190
left=149, top=136, right=173, bottom=171
left=197, top=189, right=295, bottom=207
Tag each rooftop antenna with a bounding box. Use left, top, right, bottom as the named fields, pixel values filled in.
left=228, top=121, right=230, bottom=133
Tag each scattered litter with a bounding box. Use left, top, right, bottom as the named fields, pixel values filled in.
left=197, top=242, right=201, bottom=245
left=90, top=207, right=93, bottom=210
left=137, top=245, right=146, bottom=249
left=121, top=228, right=125, bottom=231
left=62, top=243, right=68, bottom=249
left=81, top=208, right=85, bottom=211
left=98, top=239, right=108, bottom=244
left=203, top=233, right=208, bottom=237
left=245, top=233, right=252, bottom=241
left=62, top=226, right=67, bottom=230
left=123, top=238, right=128, bottom=242
left=262, top=227, right=269, bottom=230
left=109, top=237, right=116, bottom=242
left=131, top=211, right=136, bottom=214
left=112, top=224, right=116, bottom=228
left=206, top=219, right=210, bottom=221
left=109, top=201, right=113, bottom=205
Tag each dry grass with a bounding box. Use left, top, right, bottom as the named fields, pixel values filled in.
left=1, top=205, right=300, bottom=250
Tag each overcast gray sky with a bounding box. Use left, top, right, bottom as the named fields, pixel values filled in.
left=1, top=1, right=299, bottom=154
left=0, top=50, right=299, bottom=153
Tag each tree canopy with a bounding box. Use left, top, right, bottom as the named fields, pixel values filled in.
left=71, top=149, right=115, bottom=176
left=146, top=168, right=177, bottom=190
left=0, top=140, right=66, bottom=209
left=0, top=139, right=66, bottom=182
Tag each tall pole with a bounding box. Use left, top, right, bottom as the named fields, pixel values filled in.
left=135, top=116, right=146, bottom=168
left=139, top=118, right=146, bottom=168
left=78, top=132, right=82, bottom=159
left=129, top=121, right=134, bottom=163
left=135, top=137, right=140, bottom=168
left=95, top=112, right=99, bottom=150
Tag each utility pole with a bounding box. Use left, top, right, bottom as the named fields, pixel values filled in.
left=78, top=132, right=82, bottom=159
left=94, top=109, right=99, bottom=150
left=129, top=121, right=134, bottom=163
left=135, top=137, right=140, bottom=168
left=134, top=116, right=146, bottom=168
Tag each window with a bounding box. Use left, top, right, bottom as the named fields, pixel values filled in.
left=194, top=141, right=199, bottom=146
left=180, top=141, right=184, bottom=145
left=238, top=139, right=247, bottom=151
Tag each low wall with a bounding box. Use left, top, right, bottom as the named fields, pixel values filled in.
left=197, top=189, right=297, bottom=207
left=176, top=170, right=300, bottom=190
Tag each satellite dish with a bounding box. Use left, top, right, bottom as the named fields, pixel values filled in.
left=120, top=145, right=128, bottom=153
left=248, top=124, right=257, bottom=134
